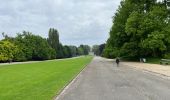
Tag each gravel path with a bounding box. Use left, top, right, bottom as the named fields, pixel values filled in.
left=122, top=62, right=170, bottom=77
left=56, top=57, right=170, bottom=100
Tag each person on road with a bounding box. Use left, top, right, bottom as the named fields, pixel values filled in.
left=116, top=58, right=120, bottom=67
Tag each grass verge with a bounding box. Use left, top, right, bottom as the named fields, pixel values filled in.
left=146, top=57, right=161, bottom=64
left=0, top=56, right=93, bottom=100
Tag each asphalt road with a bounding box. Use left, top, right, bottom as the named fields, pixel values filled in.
left=56, top=57, right=170, bottom=100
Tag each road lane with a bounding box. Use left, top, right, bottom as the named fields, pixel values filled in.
left=56, top=57, right=170, bottom=100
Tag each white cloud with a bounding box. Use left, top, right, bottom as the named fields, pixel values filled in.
left=0, top=0, right=121, bottom=46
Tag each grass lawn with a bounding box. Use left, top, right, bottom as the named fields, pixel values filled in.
left=0, top=56, right=93, bottom=100
left=146, top=57, right=161, bottom=64
left=122, top=57, right=162, bottom=64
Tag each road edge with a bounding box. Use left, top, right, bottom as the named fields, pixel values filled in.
left=0, top=56, right=83, bottom=66
left=53, top=57, right=94, bottom=100
left=122, top=63, right=170, bottom=80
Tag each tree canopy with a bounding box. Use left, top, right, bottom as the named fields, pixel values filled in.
left=103, top=0, right=170, bottom=59
left=92, top=44, right=105, bottom=56
left=0, top=29, right=91, bottom=62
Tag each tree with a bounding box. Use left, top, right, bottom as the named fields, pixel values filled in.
left=142, top=31, right=166, bottom=57
left=99, top=44, right=105, bottom=56
left=0, top=29, right=90, bottom=62
left=104, top=0, right=170, bottom=59
left=140, top=5, right=168, bottom=57
left=92, top=45, right=100, bottom=56
left=104, top=0, right=135, bottom=58
left=79, top=45, right=90, bottom=55
left=31, top=36, right=56, bottom=60
left=78, top=47, right=84, bottom=55
left=63, top=45, right=72, bottom=58
left=69, top=46, right=78, bottom=57
left=12, top=31, right=56, bottom=61
left=92, top=44, right=105, bottom=56
left=122, top=11, right=144, bottom=57
left=0, top=40, right=17, bottom=62
left=48, top=28, right=62, bottom=58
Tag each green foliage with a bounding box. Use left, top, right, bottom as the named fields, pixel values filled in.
left=13, top=47, right=27, bottom=62
left=78, top=47, right=84, bottom=55
left=47, top=28, right=91, bottom=58
left=69, top=46, right=78, bottom=57
left=164, top=53, right=170, bottom=59
left=92, top=44, right=105, bottom=56
left=48, top=28, right=61, bottom=58
left=78, top=45, right=90, bottom=55
left=120, top=42, right=139, bottom=57
left=0, top=29, right=91, bottom=62
left=104, top=0, right=170, bottom=59
left=0, top=32, right=56, bottom=62
left=92, top=45, right=100, bottom=55
left=0, top=40, right=17, bottom=62
left=125, top=11, right=144, bottom=38
left=63, top=45, right=72, bottom=58
left=142, top=31, right=166, bottom=56
left=14, top=32, right=56, bottom=61
left=145, top=57, right=161, bottom=64
left=103, top=0, right=135, bottom=58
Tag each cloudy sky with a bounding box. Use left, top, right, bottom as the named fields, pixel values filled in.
left=0, top=0, right=121, bottom=46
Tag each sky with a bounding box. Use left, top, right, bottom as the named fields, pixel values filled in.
left=0, top=0, right=121, bottom=46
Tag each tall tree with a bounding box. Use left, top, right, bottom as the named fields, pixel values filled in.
left=92, top=45, right=100, bottom=56
left=92, top=44, right=105, bottom=56
left=79, top=45, right=90, bottom=55
left=104, top=0, right=170, bottom=59
left=48, top=28, right=62, bottom=58
left=69, top=46, right=78, bottom=57
left=104, top=0, right=135, bottom=58
left=63, top=45, right=72, bottom=58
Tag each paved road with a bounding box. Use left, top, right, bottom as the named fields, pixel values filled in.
left=56, top=57, right=170, bottom=100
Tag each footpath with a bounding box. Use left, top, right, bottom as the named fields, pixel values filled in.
left=122, top=62, right=170, bottom=77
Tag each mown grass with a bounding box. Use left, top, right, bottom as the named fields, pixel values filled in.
left=146, top=57, right=161, bottom=64
left=121, top=57, right=162, bottom=64
left=0, top=56, right=93, bottom=100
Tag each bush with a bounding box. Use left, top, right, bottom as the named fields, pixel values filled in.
left=164, top=53, right=170, bottom=59
left=0, top=40, right=17, bottom=62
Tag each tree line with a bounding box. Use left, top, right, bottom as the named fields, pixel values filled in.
left=92, top=44, right=105, bottom=56
left=103, top=0, right=170, bottom=59
left=0, top=28, right=90, bottom=62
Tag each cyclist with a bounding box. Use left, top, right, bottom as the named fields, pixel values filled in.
left=116, top=58, right=120, bottom=67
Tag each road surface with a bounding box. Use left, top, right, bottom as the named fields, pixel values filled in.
left=56, top=57, right=170, bottom=100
